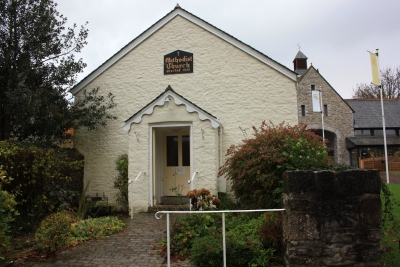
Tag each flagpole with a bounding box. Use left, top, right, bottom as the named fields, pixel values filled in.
left=375, top=49, right=390, bottom=184
left=319, top=86, right=325, bottom=143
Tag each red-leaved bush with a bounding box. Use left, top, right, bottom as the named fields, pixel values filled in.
left=218, top=121, right=332, bottom=209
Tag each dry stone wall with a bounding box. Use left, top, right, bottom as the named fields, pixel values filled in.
left=283, top=170, right=381, bottom=267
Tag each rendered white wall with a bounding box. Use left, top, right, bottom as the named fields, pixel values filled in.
left=73, top=15, right=298, bottom=208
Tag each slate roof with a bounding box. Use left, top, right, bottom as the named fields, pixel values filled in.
left=346, top=136, right=400, bottom=148
left=345, top=99, right=400, bottom=128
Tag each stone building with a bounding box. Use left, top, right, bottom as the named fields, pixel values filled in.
left=346, top=99, right=400, bottom=169
left=294, top=51, right=354, bottom=164
left=70, top=5, right=299, bottom=212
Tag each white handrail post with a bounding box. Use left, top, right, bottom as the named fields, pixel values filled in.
left=222, top=212, right=226, bottom=267
left=188, top=171, right=197, bottom=190
left=130, top=172, right=142, bottom=219
left=167, top=213, right=170, bottom=267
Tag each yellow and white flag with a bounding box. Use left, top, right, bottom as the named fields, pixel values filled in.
left=369, top=52, right=381, bottom=86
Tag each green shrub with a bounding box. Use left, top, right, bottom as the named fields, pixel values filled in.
left=70, top=216, right=126, bottom=243
left=190, top=214, right=276, bottom=267
left=258, top=212, right=283, bottom=258
left=35, top=211, right=75, bottom=255
left=113, top=154, right=128, bottom=211
left=189, top=233, right=223, bottom=266
left=0, top=141, right=83, bottom=233
left=164, top=212, right=283, bottom=265
left=219, top=121, right=332, bottom=209
left=163, top=213, right=222, bottom=259
left=381, top=182, right=400, bottom=267
left=0, top=167, right=18, bottom=260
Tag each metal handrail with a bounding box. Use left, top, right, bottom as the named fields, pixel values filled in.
left=129, top=172, right=142, bottom=219
left=155, top=209, right=285, bottom=267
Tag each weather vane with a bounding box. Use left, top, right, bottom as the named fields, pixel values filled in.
left=297, top=43, right=301, bottom=51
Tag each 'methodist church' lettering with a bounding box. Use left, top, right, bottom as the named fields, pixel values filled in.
left=164, top=50, right=193, bottom=74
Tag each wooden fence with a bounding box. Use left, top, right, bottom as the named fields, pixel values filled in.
left=359, top=156, right=400, bottom=170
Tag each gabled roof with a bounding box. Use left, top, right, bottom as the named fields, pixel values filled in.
left=71, top=5, right=297, bottom=95
left=298, top=65, right=355, bottom=112
left=122, top=86, right=221, bottom=132
left=345, top=99, right=400, bottom=128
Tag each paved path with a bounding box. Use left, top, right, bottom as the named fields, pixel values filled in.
left=13, top=170, right=397, bottom=267
left=30, top=213, right=193, bottom=267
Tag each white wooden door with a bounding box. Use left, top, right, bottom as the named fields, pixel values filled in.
left=163, top=132, right=190, bottom=196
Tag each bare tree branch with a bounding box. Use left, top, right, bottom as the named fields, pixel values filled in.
left=352, top=66, right=400, bottom=99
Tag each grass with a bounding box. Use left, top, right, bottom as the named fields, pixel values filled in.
left=381, top=182, right=400, bottom=267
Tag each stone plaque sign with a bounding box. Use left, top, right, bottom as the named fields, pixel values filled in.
left=164, top=50, right=193, bottom=75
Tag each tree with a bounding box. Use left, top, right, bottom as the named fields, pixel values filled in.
left=0, top=0, right=116, bottom=143
left=352, top=66, right=400, bottom=99
left=218, top=121, right=332, bottom=209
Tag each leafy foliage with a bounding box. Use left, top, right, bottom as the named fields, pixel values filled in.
left=0, top=141, right=84, bottom=233
left=0, top=167, right=18, bottom=260
left=161, top=212, right=283, bottom=266
left=0, top=0, right=116, bottom=143
left=70, top=216, right=125, bottom=244
left=166, top=213, right=222, bottom=259
left=113, top=154, right=128, bottom=211
left=258, top=212, right=283, bottom=257
left=352, top=66, right=400, bottom=99
left=381, top=182, right=399, bottom=231
left=188, top=213, right=279, bottom=267
left=219, top=121, right=332, bottom=209
left=35, top=212, right=125, bottom=256
left=72, top=87, right=117, bottom=131
left=35, top=211, right=74, bottom=256
left=380, top=182, right=400, bottom=266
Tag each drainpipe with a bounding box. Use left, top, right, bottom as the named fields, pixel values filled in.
left=218, top=125, right=225, bottom=192
left=219, top=126, right=223, bottom=168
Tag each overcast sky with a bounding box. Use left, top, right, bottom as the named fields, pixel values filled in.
left=56, top=0, right=400, bottom=99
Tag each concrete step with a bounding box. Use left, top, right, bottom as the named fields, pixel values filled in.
left=160, top=196, right=190, bottom=205
left=148, top=204, right=190, bottom=213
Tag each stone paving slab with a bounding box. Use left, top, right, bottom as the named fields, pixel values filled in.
left=29, top=213, right=194, bottom=267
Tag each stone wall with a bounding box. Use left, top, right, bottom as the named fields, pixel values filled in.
left=283, top=170, right=381, bottom=266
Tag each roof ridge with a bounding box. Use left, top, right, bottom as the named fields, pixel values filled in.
left=70, top=5, right=296, bottom=95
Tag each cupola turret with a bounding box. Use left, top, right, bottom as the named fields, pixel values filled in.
left=293, top=50, right=308, bottom=75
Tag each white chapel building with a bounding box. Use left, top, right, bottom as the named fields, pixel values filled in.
left=71, top=5, right=301, bottom=213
